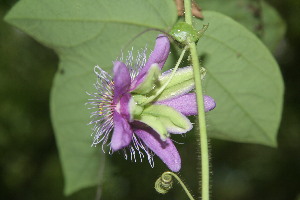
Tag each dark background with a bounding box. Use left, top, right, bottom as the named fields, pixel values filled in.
left=1, top=0, right=299, bottom=199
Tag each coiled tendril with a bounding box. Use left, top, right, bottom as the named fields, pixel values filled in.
left=155, top=172, right=173, bottom=194
left=154, top=171, right=195, bottom=200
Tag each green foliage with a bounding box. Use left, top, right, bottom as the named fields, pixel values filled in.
left=260, top=1, right=286, bottom=51
left=197, top=0, right=286, bottom=51
left=4, top=0, right=177, bottom=195
left=4, top=0, right=284, bottom=196
left=196, top=11, right=284, bottom=146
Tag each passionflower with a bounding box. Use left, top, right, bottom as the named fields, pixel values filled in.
left=87, top=35, right=216, bottom=172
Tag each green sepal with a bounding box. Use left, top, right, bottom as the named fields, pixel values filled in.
left=160, top=66, right=194, bottom=88
left=132, top=94, right=148, bottom=105
left=159, top=117, right=191, bottom=134
left=132, top=66, right=206, bottom=103
left=156, top=79, right=194, bottom=101
left=137, top=114, right=169, bottom=141
left=129, top=98, right=144, bottom=120
left=153, top=66, right=205, bottom=101
left=131, top=63, right=161, bottom=94
left=156, top=66, right=194, bottom=101
left=142, top=104, right=192, bottom=132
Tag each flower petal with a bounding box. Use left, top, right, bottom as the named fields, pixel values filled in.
left=111, top=111, right=133, bottom=151
left=135, top=128, right=181, bottom=172
left=118, top=93, right=132, bottom=121
left=113, top=61, right=131, bottom=103
left=131, top=35, right=170, bottom=90
left=143, top=34, right=170, bottom=70
left=157, top=93, right=216, bottom=116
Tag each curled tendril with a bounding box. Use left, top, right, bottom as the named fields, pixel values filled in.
left=154, top=171, right=195, bottom=200
left=155, top=172, right=173, bottom=194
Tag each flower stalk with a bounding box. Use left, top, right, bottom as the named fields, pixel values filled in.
left=184, top=0, right=210, bottom=199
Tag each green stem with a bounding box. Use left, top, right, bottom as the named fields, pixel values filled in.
left=184, top=0, right=210, bottom=200
left=141, top=46, right=187, bottom=106
left=190, top=42, right=210, bottom=200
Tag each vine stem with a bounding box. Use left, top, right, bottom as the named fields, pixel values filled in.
left=184, top=0, right=210, bottom=200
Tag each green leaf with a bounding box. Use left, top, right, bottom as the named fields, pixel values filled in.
left=5, top=0, right=177, bottom=195
left=196, top=11, right=284, bottom=147
left=197, top=0, right=286, bottom=51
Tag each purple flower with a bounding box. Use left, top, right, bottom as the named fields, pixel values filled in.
left=87, top=35, right=216, bottom=172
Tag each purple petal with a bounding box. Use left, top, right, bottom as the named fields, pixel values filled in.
left=135, top=128, right=181, bottom=172
left=118, top=93, right=132, bottom=122
left=113, top=61, right=131, bottom=103
left=204, top=95, right=216, bottom=112
left=143, top=34, right=170, bottom=70
left=131, top=35, right=170, bottom=90
left=111, top=111, right=133, bottom=151
left=157, top=93, right=216, bottom=116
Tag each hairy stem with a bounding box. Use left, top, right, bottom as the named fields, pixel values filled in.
left=184, top=0, right=210, bottom=200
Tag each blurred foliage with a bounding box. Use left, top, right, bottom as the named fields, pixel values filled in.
left=0, top=0, right=300, bottom=200
left=195, top=11, right=283, bottom=147
left=198, top=0, right=286, bottom=52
